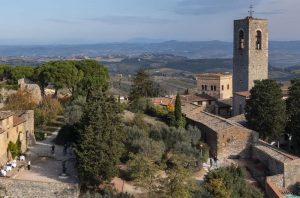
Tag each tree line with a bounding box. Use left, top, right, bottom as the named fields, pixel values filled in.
left=245, top=79, right=300, bottom=153
left=0, top=60, right=109, bottom=98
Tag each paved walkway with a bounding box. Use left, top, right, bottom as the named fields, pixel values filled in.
left=13, top=127, right=78, bottom=184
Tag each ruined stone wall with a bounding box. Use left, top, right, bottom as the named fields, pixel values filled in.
left=252, top=146, right=284, bottom=175
left=284, top=159, right=300, bottom=191
left=0, top=178, right=79, bottom=198
left=217, top=126, right=258, bottom=160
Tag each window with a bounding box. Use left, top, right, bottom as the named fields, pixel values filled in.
left=202, top=85, right=205, bottom=90
left=227, top=84, right=230, bottom=90
left=211, top=85, right=213, bottom=91
left=256, top=30, right=262, bottom=50
left=222, top=85, right=224, bottom=91
left=205, top=85, right=207, bottom=91
left=214, top=86, right=216, bottom=91
left=239, top=30, right=245, bottom=49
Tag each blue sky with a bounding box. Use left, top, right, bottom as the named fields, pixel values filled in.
left=0, top=0, right=299, bottom=44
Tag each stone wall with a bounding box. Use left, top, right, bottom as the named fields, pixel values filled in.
left=233, top=94, right=247, bottom=116
left=252, top=145, right=284, bottom=175
left=17, top=110, right=36, bottom=146
left=265, top=176, right=285, bottom=198
left=284, top=159, right=300, bottom=191
left=0, top=178, right=79, bottom=198
left=217, top=126, right=258, bottom=160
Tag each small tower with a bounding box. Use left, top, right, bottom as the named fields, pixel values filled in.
left=233, top=10, right=269, bottom=93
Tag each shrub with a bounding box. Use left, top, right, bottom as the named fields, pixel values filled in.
left=55, top=124, right=78, bottom=145
left=7, top=141, right=20, bottom=159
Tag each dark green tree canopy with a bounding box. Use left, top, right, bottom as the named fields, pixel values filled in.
left=286, top=78, right=300, bottom=152
left=75, top=89, right=124, bottom=186
left=245, top=79, right=286, bottom=141
left=129, top=69, right=157, bottom=101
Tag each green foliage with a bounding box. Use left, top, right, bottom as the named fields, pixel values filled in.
left=34, top=130, right=46, bottom=141
left=245, top=79, right=286, bottom=141
left=0, top=65, right=12, bottom=80
left=64, top=96, right=86, bottom=125
left=34, top=96, right=63, bottom=128
left=81, top=189, right=134, bottom=198
left=202, top=165, right=263, bottom=198
left=129, top=69, right=157, bottom=102
left=286, top=79, right=300, bottom=152
left=7, top=138, right=21, bottom=159
left=127, top=153, right=160, bottom=195
left=174, top=93, right=183, bottom=128
left=55, top=124, right=78, bottom=145
left=159, top=165, right=196, bottom=198
left=74, top=60, right=109, bottom=96
left=11, top=66, right=34, bottom=83
left=75, top=90, right=124, bottom=187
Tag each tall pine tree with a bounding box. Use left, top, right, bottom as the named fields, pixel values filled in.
left=75, top=89, right=124, bottom=187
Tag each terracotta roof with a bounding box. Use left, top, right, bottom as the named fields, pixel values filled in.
left=13, top=116, right=26, bottom=127
left=151, top=97, right=174, bottom=106
left=0, top=111, right=14, bottom=120
left=186, top=110, right=251, bottom=133
left=181, top=103, right=203, bottom=116
left=234, top=91, right=250, bottom=97
left=180, top=94, right=216, bottom=103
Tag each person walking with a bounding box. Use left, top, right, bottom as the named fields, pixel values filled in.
left=27, top=161, right=31, bottom=170
left=51, top=144, right=55, bottom=154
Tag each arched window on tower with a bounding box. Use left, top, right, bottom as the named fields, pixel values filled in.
left=256, top=30, right=262, bottom=50
left=239, top=30, right=244, bottom=50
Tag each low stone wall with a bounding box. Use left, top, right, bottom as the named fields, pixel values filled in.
left=0, top=178, right=79, bottom=198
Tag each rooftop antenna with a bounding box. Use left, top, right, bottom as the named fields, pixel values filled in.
left=248, top=4, right=254, bottom=17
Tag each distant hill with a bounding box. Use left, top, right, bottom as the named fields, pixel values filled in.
left=0, top=40, right=300, bottom=68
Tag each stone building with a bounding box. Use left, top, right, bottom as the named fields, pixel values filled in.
left=185, top=110, right=258, bottom=161
left=151, top=94, right=216, bottom=112
left=233, top=17, right=268, bottom=93
left=195, top=73, right=232, bottom=100
left=18, top=78, right=42, bottom=104
left=253, top=140, right=300, bottom=196
left=232, top=16, right=269, bottom=116
left=0, top=110, right=35, bottom=165
left=232, top=91, right=250, bottom=116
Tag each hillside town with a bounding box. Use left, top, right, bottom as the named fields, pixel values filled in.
left=0, top=3, right=299, bottom=198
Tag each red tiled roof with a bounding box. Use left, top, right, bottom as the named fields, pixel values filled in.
left=13, top=116, right=26, bottom=127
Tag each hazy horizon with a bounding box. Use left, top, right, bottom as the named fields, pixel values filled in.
left=0, top=0, right=299, bottom=45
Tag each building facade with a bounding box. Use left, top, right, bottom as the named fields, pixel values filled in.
left=195, top=73, right=233, bottom=100
left=233, top=17, right=269, bottom=93
left=0, top=111, right=35, bottom=165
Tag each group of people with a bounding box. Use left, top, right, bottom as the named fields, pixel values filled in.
left=0, top=155, right=27, bottom=177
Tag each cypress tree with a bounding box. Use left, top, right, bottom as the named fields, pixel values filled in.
left=75, top=89, right=124, bottom=187
left=174, top=93, right=183, bottom=128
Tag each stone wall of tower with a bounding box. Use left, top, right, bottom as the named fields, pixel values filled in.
left=233, top=17, right=268, bottom=93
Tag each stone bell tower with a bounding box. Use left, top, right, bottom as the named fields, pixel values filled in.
left=233, top=14, right=269, bottom=93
